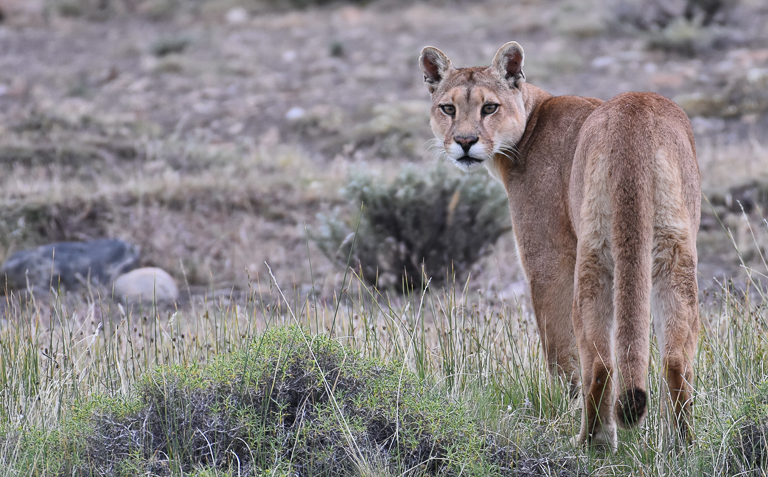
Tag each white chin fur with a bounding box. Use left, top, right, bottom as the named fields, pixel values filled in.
left=452, top=159, right=484, bottom=172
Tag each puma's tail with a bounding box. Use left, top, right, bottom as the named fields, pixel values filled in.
left=609, top=102, right=655, bottom=428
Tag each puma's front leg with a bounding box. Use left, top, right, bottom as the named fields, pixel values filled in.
left=528, top=265, right=579, bottom=396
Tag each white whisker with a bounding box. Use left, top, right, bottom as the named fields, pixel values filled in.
left=423, top=138, right=450, bottom=163
left=423, top=138, right=444, bottom=151
left=496, top=142, right=522, bottom=165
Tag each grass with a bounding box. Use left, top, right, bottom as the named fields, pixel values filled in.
left=0, top=236, right=765, bottom=475
left=0, top=109, right=350, bottom=288
left=0, top=109, right=766, bottom=474
left=45, top=0, right=380, bottom=22
left=1, top=1, right=763, bottom=471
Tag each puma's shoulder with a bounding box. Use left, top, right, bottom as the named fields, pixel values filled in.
left=528, top=94, right=604, bottom=137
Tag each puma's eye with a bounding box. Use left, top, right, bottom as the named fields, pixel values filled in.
left=440, top=104, right=456, bottom=116
left=482, top=103, right=499, bottom=115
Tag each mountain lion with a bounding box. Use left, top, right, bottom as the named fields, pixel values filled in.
left=419, top=41, right=700, bottom=450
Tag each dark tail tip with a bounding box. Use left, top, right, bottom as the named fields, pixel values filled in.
left=617, top=388, right=647, bottom=427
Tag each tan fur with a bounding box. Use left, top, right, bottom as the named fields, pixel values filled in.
left=420, top=42, right=700, bottom=451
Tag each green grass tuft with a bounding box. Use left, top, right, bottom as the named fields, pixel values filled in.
left=10, top=326, right=523, bottom=476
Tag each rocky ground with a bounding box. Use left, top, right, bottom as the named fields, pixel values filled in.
left=1, top=0, right=768, bottom=306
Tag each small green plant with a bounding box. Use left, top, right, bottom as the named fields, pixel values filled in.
left=644, top=17, right=738, bottom=57
left=675, top=70, right=768, bottom=118
left=612, top=0, right=735, bottom=31
left=314, top=164, right=510, bottom=290
left=611, top=0, right=738, bottom=57
left=728, top=381, right=768, bottom=474
left=150, top=36, right=191, bottom=57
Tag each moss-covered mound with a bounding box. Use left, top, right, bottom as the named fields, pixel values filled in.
left=11, top=326, right=524, bottom=476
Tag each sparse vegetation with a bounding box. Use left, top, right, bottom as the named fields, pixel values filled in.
left=1, top=0, right=768, bottom=474
left=612, top=0, right=736, bottom=31
left=645, top=18, right=737, bottom=56
left=610, top=0, right=740, bottom=56
left=314, top=164, right=510, bottom=290
left=44, top=0, right=376, bottom=21
left=11, top=326, right=508, bottom=476
left=0, top=242, right=766, bottom=475
left=675, top=70, right=768, bottom=117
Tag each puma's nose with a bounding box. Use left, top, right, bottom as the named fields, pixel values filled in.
left=454, top=135, right=479, bottom=153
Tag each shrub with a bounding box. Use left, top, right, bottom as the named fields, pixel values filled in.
left=675, top=69, right=768, bottom=117
left=314, top=164, right=511, bottom=290
left=610, top=0, right=739, bottom=57
left=13, top=326, right=517, bottom=476
left=149, top=36, right=191, bottom=57
left=729, top=381, right=768, bottom=474
left=48, top=0, right=139, bottom=21
left=644, top=17, right=739, bottom=57
left=612, top=0, right=736, bottom=31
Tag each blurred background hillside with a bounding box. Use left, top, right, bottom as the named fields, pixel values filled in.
left=1, top=0, right=767, bottom=302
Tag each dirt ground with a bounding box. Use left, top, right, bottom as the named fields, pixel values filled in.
left=1, top=0, right=768, bottom=304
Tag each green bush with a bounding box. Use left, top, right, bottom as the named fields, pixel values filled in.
left=314, top=165, right=510, bottom=290
left=612, top=0, right=736, bottom=31
left=729, top=381, right=768, bottom=474
left=611, top=0, right=739, bottom=57
left=675, top=70, right=768, bottom=118
left=11, top=326, right=519, bottom=476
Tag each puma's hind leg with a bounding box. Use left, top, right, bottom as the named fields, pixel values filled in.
left=651, top=229, right=700, bottom=443
left=572, top=244, right=617, bottom=451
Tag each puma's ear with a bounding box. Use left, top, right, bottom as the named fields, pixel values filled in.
left=492, top=41, right=525, bottom=88
left=419, top=46, right=452, bottom=94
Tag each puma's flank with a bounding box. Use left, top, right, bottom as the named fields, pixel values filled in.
left=419, top=41, right=700, bottom=450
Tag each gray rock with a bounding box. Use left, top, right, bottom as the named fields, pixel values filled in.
left=1, top=239, right=139, bottom=292
left=113, top=267, right=179, bottom=304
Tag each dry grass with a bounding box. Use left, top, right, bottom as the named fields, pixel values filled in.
left=2, top=0, right=768, bottom=296
left=0, top=111, right=353, bottom=288
left=0, top=247, right=766, bottom=474
left=698, top=141, right=768, bottom=193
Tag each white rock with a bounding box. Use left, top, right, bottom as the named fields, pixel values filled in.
left=590, top=56, right=615, bottom=69
left=114, top=267, right=179, bottom=304
left=747, top=68, right=768, bottom=84
left=285, top=106, right=305, bottom=120
left=225, top=7, right=248, bottom=24
left=282, top=50, right=297, bottom=62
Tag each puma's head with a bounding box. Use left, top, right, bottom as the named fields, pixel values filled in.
left=419, top=41, right=528, bottom=173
